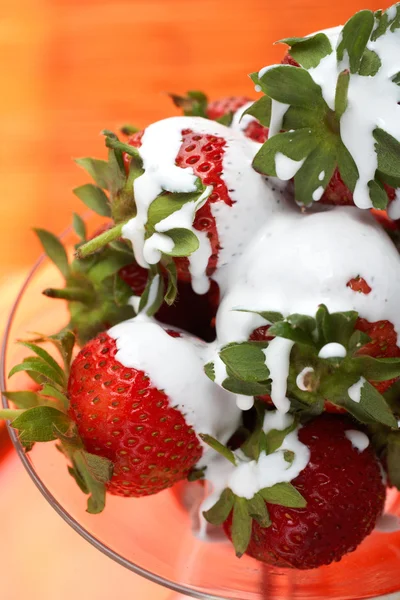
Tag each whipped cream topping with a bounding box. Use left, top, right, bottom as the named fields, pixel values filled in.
left=108, top=316, right=241, bottom=451
left=200, top=411, right=310, bottom=512
left=345, top=430, right=370, bottom=452
left=348, top=376, right=367, bottom=403
left=121, top=116, right=284, bottom=294
left=296, top=367, right=315, bottom=391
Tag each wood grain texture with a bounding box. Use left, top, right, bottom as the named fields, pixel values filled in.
left=0, top=0, right=389, bottom=281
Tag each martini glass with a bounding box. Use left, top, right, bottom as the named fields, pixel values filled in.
left=2, top=224, right=400, bottom=600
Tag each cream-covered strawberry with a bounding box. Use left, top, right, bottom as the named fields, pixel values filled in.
left=207, top=207, right=400, bottom=423
left=77, top=117, right=286, bottom=304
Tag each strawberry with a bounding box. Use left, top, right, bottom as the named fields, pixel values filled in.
left=251, top=41, right=398, bottom=209
left=68, top=331, right=203, bottom=497
left=222, top=414, right=385, bottom=569
left=206, top=96, right=252, bottom=121
left=346, top=277, right=400, bottom=393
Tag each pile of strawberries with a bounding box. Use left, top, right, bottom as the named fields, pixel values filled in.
left=3, top=3, right=400, bottom=574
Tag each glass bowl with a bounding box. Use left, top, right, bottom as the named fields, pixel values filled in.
left=2, top=225, right=400, bottom=600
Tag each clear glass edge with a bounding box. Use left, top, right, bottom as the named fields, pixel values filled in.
left=0, top=228, right=223, bottom=600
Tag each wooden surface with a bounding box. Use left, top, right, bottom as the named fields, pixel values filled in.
left=0, top=0, right=393, bottom=598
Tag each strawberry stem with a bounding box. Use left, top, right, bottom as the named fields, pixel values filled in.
left=75, top=221, right=128, bottom=259
left=0, top=409, right=25, bottom=420
left=42, top=287, right=94, bottom=303
left=102, top=134, right=142, bottom=161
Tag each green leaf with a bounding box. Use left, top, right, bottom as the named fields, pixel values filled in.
left=294, top=142, right=337, bottom=206
left=260, top=482, right=307, bottom=507
left=219, top=342, right=269, bottom=383
left=371, top=9, right=389, bottom=41
left=72, top=213, right=87, bottom=242
left=204, top=361, right=215, bottom=382
left=389, top=4, right=400, bottom=32
left=359, top=49, right=382, bottom=76
left=337, top=141, right=359, bottom=192
left=81, top=451, right=113, bottom=483
left=387, top=433, right=400, bottom=490
left=73, top=184, right=112, bottom=217
left=278, top=33, right=333, bottom=69
left=203, top=488, right=235, bottom=525
left=335, top=70, right=350, bottom=119
left=253, top=128, right=318, bottom=177
left=162, top=228, right=199, bottom=257
left=147, top=185, right=205, bottom=231
left=247, top=493, right=271, bottom=528
left=34, top=229, right=69, bottom=279
left=68, top=465, right=89, bottom=494
left=138, top=269, right=164, bottom=317
left=164, top=259, right=178, bottom=305
left=216, top=112, right=234, bottom=126
left=222, top=376, right=270, bottom=397
left=18, top=342, right=65, bottom=384
left=392, top=72, right=400, bottom=86
left=41, top=384, right=69, bottom=410
left=50, top=330, right=75, bottom=374
left=11, top=406, right=71, bottom=443
left=234, top=309, right=284, bottom=324
left=352, top=356, right=400, bottom=381
left=198, top=434, right=236, bottom=465
left=75, top=157, right=110, bottom=190
left=368, top=179, right=388, bottom=210
left=268, top=320, right=315, bottom=346
left=315, top=305, right=358, bottom=347
left=260, top=65, right=326, bottom=110
left=373, top=128, right=400, bottom=178
left=359, top=381, right=397, bottom=428
left=265, top=421, right=297, bottom=454
left=337, top=10, right=375, bottom=74
left=89, top=248, right=134, bottom=284
left=113, top=275, right=133, bottom=308
left=348, top=330, right=371, bottom=354
left=9, top=358, right=64, bottom=388
left=72, top=450, right=107, bottom=514
left=2, top=391, right=43, bottom=409
left=232, top=497, right=252, bottom=557
left=242, top=96, right=272, bottom=128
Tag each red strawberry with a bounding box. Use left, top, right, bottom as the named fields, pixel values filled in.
left=347, top=277, right=400, bottom=393
left=223, top=414, right=385, bottom=569
left=206, top=96, right=252, bottom=121
left=68, top=332, right=203, bottom=497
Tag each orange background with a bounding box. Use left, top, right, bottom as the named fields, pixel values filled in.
left=0, top=1, right=392, bottom=599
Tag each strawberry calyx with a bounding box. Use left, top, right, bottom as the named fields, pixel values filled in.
left=1, top=332, right=113, bottom=513
left=35, top=226, right=135, bottom=346
left=250, top=4, right=400, bottom=209
left=206, top=305, right=400, bottom=428
left=169, top=90, right=237, bottom=125
left=200, top=413, right=307, bottom=557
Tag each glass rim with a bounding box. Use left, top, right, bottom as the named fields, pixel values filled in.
left=0, top=228, right=221, bottom=600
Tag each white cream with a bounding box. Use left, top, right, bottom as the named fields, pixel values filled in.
left=108, top=317, right=241, bottom=449
left=348, top=376, right=367, bottom=403
left=263, top=338, right=294, bottom=413
left=345, top=430, right=370, bottom=452
left=312, top=186, right=325, bottom=201
left=296, top=367, right=315, bottom=392
left=388, top=189, right=400, bottom=220
left=122, top=116, right=285, bottom=294
left=275, top=153, right=305, bottom=180
left=318, top=342, right=347, bottom=359
left=231, top=101, right=256, bottom=133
